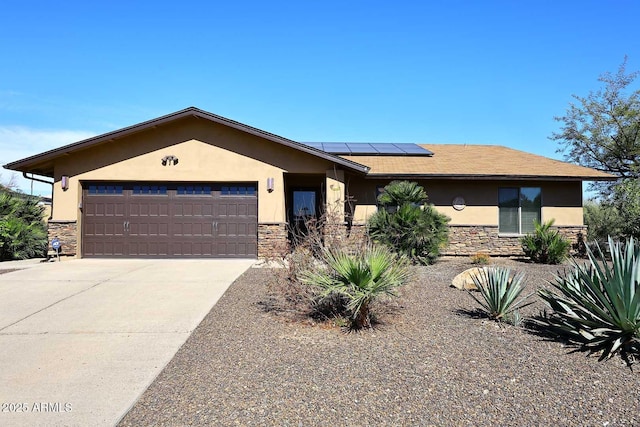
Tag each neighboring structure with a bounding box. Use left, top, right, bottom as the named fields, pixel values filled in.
left=3, top=107, right=616, bottom=258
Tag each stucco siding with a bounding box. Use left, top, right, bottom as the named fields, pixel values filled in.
left=51, top=117, right=336, bottom=223
left=345, top=177, right=584, bottom=227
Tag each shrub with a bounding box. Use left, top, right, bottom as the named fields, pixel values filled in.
left=260, top=203, right=368, bottom=323
left=520, top=219, right=570, bottom=264
left=584, top=200, right=623, bottom=244
left=368, top=181, right=449, bottom=265
left=470, top=252, right=491, bottom=265
left=467, top=267, right=534, bottom=325
left=300, top=245, right=411, bottom=329
left=376, top=180, right=427, bottom=206
left=0, top=189, right=47, bottom=261
left=536, top=237, right=640, bottom=362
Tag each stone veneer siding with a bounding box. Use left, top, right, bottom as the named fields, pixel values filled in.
left=444, top=225, right=588, bottom=256
left=324, top=223, right=369, bottom=252
left=47, top=220, right=78, bottom=257
left=258, top=223, right=289, bottom=259
left=52, top=220, right=584, bottom=259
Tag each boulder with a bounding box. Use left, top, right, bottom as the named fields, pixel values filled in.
left=451, top=267, right=489, bottom=290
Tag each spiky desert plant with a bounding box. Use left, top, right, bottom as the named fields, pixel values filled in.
left=520, top=219, right=571, bottom=264
left=300, top=245, right=411, bottom=329
left=467, top=267, right=534, bottom=324
left=536, top=237, right=640, bottom=361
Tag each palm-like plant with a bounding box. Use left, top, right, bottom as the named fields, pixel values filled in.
left=467, top=267, right=534, bottom=324
left=536, top=237, right=640, bottom=361
left=368, top=201, right=449, bottom=265
left=376, top=180, right=428, bottom=207
left=300, top=245, right=411, bottom=329
left=521, top=219, right=571, bottom=264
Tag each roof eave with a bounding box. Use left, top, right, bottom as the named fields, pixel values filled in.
left=3, top=107, right=370, bottom=175
left=364, top=173, right=619, bottom=181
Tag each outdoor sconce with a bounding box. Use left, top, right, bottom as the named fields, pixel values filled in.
left=267, top=177, right=275, bottom=193
left=161, top=155, right=179, bottom=166
left=61, top=175, right=69, bottom=191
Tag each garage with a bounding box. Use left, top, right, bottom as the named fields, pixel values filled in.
left=82, top=183, right=257, bottom=258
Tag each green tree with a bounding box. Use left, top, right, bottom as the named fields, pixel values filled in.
left=583, top=200, right=623, bottom=243
left=551, top=58, right=640, bottom=239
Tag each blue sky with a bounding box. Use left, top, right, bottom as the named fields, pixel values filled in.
left=1, top=0, right=639, bottom=196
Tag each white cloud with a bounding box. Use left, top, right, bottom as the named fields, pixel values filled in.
left=1, top=126, right=96, bottom=196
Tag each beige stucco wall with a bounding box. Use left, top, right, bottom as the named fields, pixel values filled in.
left=325, top=169, right=345, bottom=221
left=345, top=176, right=584, bottom=227
left=51, top=116, right=337, bottom=224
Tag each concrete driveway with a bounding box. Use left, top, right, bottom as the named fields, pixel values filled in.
left=0, top=258, right=254, bottom=427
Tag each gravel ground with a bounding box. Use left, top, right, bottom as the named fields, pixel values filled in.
left=119, top=257, right=639, bottom=426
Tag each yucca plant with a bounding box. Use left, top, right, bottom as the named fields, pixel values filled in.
left=300, top=245, right=411, bottom=329
left=536, top=236, right=640, bottom=362
left=467, top=267, right=534, bottom=324
left=521, top=219, right=571, bottom=264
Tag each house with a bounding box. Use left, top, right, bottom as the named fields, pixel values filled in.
left=3, top=107, right=616, bottom=258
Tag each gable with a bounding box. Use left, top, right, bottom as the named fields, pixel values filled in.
left=4, top=107, right=369, bottom=177
left=53, top=116, right=347, bottom=179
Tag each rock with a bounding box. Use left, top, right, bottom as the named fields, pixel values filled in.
left=450, top=267, right=489, bottom=290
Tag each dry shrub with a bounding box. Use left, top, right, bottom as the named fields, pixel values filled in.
left=470, top=252, right=491, bottom=265
left=260, top=207, right=368, bottom=324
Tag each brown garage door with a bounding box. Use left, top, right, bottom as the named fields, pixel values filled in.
left=82, top=183, right=257, bottom=258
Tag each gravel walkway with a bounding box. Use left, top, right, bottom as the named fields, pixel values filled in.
left=119, top=257, right=639, bottom=426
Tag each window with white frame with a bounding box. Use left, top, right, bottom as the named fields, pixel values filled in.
left=498, top=187, right=541, bottom=234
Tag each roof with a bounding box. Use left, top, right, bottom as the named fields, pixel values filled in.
left=304, top=142, right=433, bottom=156
left=3, top=108, right=616, bottom=182
left=3, top=107, right=370, bottom=177
left=341, top=144, right=617, bottom=181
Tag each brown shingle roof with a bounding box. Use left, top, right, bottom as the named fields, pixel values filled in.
left=341, top=144, right=617, bottom=181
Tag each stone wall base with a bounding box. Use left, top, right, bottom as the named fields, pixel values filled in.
left=47, top=220, right=78, bottom=257
left=444, top=225, right=588, bottom=257
left=258, top=223, right=289, bottom=259
left=324, top=223, right=369, bottom=252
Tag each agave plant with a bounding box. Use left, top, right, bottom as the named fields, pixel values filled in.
left=537, top=236, right=640, bottom=361
left=467, top=267, right=534, bottom=324
left=300, top=245, right=411, bottom=329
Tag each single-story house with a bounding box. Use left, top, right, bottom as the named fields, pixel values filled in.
left=4, top=107, right=616, bottom=258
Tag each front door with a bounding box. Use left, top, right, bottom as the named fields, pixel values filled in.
left=290, top=188, right=319, bottom=241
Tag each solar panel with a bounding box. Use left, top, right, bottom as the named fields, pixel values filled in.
left=322, top=142, right=350, bottom=153
left=345, top=143, right=376, bottom=153
left=304, top=142, right=324, bottom=150
left=301, top=142, right=433, bottom=156
left=373, top=143, right=401, bottom=154
left=396, top=144, right=434, bottom=155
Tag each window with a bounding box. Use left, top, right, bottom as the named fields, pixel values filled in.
left=132, top=185, right=167, bottom=195
left=498, top=187, right=541, bottom=234
left=292, top=190, right=317, bottom=220
left=177, top=185, right=211, bottom=195
left=220, top=185, right=256, bottom=196
left=88, top=185, right=124, bottom=195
